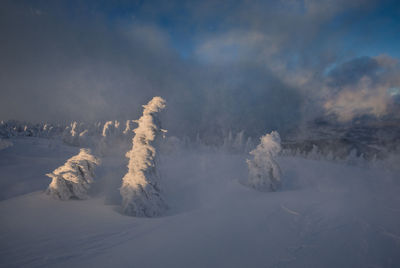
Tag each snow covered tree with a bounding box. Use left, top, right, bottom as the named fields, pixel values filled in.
left=102, top=121, right=115, bottom=138
left=307, top=144, right=320, bottom=160
left=123, top=120, right=135, bottom=135
left=120, top=96, right=167, bottom=217
left=244, top=137, right=254, bottom=153
left=114, top=120, right=121, bottom=133
left=46, top=148, right=100, bottom=200
left=233, top=131, right=245, bottom=152
left=246, top=131, right=282, bottom=192
left=326, top=151, right=334, bottom=161
left=222, top=130, right=233, bottom=151
left=122, top=120, right=136, bottom=142
left=78, top=129, right=90, bottom=146
left=98, top=121, right=116, bottom=155
left=62, top=121, right=80, bottom=146
left=346, top=148, right=365, bottom=166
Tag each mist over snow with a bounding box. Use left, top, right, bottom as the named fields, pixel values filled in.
left=0, top=135, right=400, bottom=268
left=1, top=0, right=400, bottom=267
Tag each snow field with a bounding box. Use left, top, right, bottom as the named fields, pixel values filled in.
left=0, top=137, right=399, bottom=267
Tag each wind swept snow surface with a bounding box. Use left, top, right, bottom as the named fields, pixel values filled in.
left=0, top=137, right=79, bottom=200
left=0, top=140, right=400, bottom=267
left=46, top=148, right=100, bottom=200
left=120, top=96, right=167, bottom=217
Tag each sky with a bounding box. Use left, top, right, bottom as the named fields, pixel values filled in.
left=0, top=0, right=399, bottom=138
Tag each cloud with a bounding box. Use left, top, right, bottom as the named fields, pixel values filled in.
left=324, top=76, right=389, bottom=121
left=326, top=56, right=380, bottom=87
left=195, top=30, right=280, bottom=64
left=0, top=2, right=181, bottom=122
left=323, top=55, right=400, bottom=121
left=0, top=0, right=398, bottom=139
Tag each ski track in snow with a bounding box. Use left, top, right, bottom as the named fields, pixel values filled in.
left=0, top=137, right=400, bottom=267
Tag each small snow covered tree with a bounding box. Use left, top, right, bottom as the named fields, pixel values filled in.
left=98, top=121, right=116, bottom=155
left=244, top=137, right=254, bottom=153
left=222, top=131, right=233, bottom=151
left=102, top=121, right=115, bottom=138
left=62, top=121, right=80, bottom=146
left=122, top=120, right=136, bottom=142
left=120, top=96, right=167, bottom=217
left=246, top=131, right=282, bottom=192
left=307, top=144, right=320, bottom=160
left=78, top=129, right=89, bottom=145
left=233, top=131, right=245, bottom=152
left=123, top=120, right=135, bottom=135
left=46, top=148, right=100, bottom=200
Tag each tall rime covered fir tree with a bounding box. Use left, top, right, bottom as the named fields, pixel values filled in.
left=120, top=96, right=167, bottom=217
left=247, top=131, right=282, bottom=192
left=46, top=148, right=100, bottom=200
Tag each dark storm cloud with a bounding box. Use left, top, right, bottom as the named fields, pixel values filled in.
left=0, top=0, right=398, bottom=138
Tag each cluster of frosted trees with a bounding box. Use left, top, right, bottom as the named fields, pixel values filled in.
left=62, top=120, right=136, bottom=149
left=1, top=118, right=258, bottom=155
left=0, top=119, right=134, bottom=145
left=45, top=96, right=283, bottom=217
left=1, top=117, right=389, bottom=166
left=222, top=131, right=254, bottom=153
left=281, top=144, right=371, bottom=166
left=46, top=97, right=170, bottom=217
left=0, top=120, right=65, bottom=139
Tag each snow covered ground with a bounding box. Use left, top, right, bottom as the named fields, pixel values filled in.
left=0, top=138, right=79, bottom=201
left=0, top=138, right=400, bottom=267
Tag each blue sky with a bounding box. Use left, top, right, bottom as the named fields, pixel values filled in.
left=91, top=0, right=400, bottom=60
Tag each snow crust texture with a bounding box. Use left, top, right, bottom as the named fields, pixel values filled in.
left=247, top=131, right=282, bottom=191
left=120, top=96, right=167, bottom=217
left=46, top=148, right=100, bottom=200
